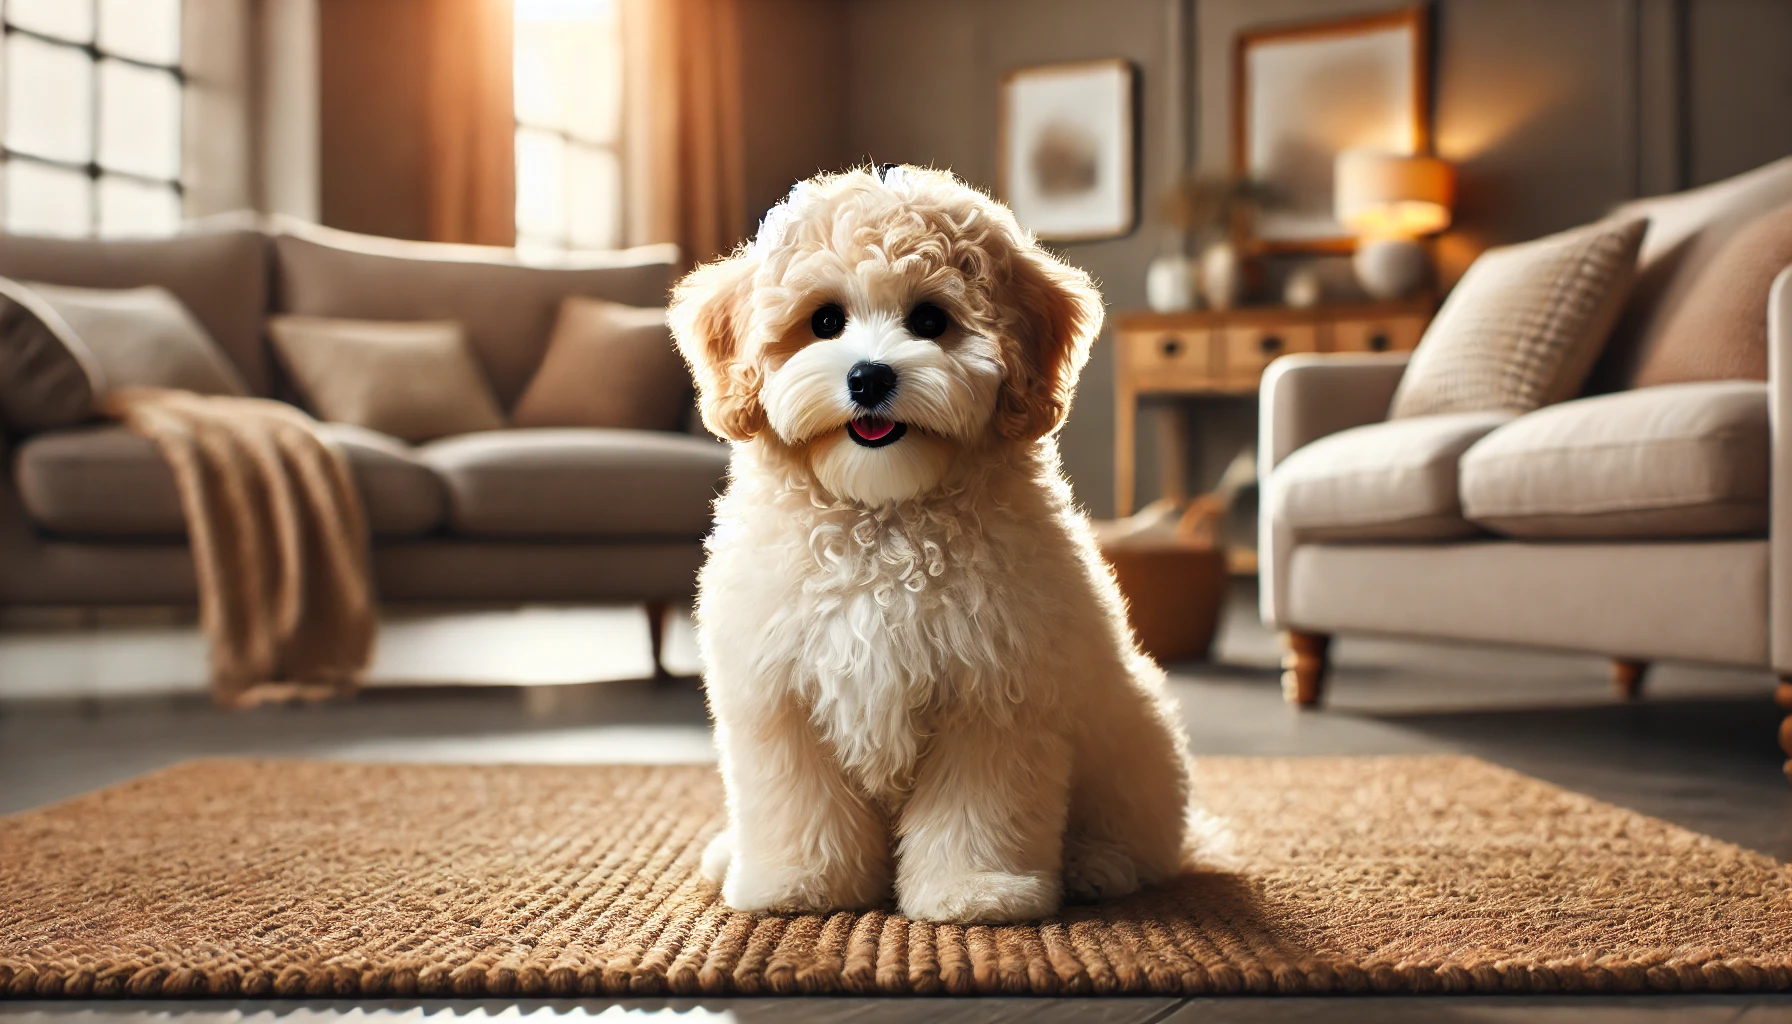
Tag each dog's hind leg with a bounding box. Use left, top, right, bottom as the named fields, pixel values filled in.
left=1063, top=663, right=1191, bottom=901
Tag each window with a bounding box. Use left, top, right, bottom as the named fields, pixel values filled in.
left=514, top=0, right=623, bottom=253
left=0, top=0, right=184, bottom=237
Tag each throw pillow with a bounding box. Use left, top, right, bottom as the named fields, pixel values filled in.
left=1388, top=217, right=1648, bottom=420
left=268, top=316, right=506, bottom=443
left=510, top=298, right=688, bottom=431
left=0, top=279, right=250, bottom=432
left=1625, top=202, right=1792, bottom=386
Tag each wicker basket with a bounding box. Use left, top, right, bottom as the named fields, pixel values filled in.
left=1096, top=498, right=1229, bottom=664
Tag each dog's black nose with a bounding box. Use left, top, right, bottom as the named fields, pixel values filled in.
left=846, top=361, right=898, bottom=408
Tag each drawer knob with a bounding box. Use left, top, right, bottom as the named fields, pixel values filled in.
left=1159, top=336, right=1183, bottom=357
left=1369, top=333, right=1390, bottom=351
left=1258, top=334, right=1283, bottom=354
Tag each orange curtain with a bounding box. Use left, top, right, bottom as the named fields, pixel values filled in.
left=621, top=0, right=748, bottom=266
left=423, top=0, right=517, bottom=246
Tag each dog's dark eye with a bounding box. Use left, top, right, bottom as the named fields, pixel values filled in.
left=907, top=302, right=950, bottom=340
left=811, top=303, right=847, bottom=339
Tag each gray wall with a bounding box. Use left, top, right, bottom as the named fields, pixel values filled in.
left=782, top=0, right=1792, bottom=518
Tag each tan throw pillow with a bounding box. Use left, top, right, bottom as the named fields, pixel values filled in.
left=1388, top=218, right=1648, bottom=419
left=268, top=316, right=506, bottom=442
left=511, top=298, right=689, bottom=431
left=0, top=279, right=250, bottom=431
left=1624, top=203, right=1792, bottom=386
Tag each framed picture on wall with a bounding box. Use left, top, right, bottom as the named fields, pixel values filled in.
left=999, top=59, right=1139, bottom=242
left=1235, top=6, right=1430, bottom=252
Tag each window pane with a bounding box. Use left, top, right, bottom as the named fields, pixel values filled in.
left=6, top=161, right=92, bottom=236
left=7, top=0, right=95, bottom=43
left=512, top=19, right=561, bottom=132
left=561, top=11, right=619, bottom=146
left=6, top=35, right=95, bottom=164
left=565, top=145, right=619, bottom=249
left=514, top=0, right=618, bottom=144
left=515, top=127, right=566, bottom=242
left=98, top=176, right=180, bottom=236
left=99, top=61, right=180, bottom=179
left=99, top=0, right=181, bottom=66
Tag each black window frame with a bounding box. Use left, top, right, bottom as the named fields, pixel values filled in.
left=0, top=0, right=186, bottom=236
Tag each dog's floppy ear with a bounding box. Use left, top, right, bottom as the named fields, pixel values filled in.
left=994, top=242, right=1106, bottom=442
left=669, top=251, right=767, bottom=442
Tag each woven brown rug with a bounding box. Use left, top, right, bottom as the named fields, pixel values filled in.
left=3, top=756, right=1790, bottom=999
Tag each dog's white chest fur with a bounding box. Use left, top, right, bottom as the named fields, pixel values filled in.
left=699, top=464, right=1029, bottom=801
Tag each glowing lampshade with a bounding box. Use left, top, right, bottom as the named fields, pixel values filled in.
left=1335, top=150, right=1455, bottom=238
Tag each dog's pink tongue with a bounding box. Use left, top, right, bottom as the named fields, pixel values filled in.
left=854, top=417, right=895, bottom=441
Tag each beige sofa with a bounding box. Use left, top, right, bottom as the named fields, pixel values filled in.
left=1259, top=159, right=1792, bottom=776
left=0, top=219, right=728, bottom=664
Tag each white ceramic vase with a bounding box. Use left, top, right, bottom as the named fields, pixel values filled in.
left=1200, top=241, right=1243, bottom=311
left=1145, top=253, right=1200, bottom=313
left=1353, top=237, right=1429, bottom=300
left=1283, top=266, right=1324, bottom=309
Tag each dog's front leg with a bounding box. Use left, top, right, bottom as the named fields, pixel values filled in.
left=709, top=693, right=892, bottom=913
left=894, top=713, right=1072, bottom=923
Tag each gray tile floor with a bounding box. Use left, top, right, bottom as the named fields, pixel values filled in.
left=4, top=585, right=1791, bottom=1022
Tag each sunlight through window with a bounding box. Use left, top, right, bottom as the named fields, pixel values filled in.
left=0, top=0, right=183, bottom=237
left=514, top=0, right=622, bottom=254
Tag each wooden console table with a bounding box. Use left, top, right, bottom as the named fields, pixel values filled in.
left=1114, top=299, right=1433, bottom=516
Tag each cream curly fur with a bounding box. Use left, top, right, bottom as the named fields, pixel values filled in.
left=670, top=166, right=1192, bottom=924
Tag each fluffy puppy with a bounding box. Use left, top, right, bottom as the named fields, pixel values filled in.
left=670, top=165, right=1192, bottom=924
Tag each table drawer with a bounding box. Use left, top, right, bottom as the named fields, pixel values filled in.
left=1123, top=328, right=1216, bottom=385
left=1222, top=323, right=1319, bottom=385
left=1330, top=314, right=1427, bottom=354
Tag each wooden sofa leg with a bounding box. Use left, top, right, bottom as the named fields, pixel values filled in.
left=646, top=601, right=670, bottom=679
left=1778, top=678, right=1792, bottom=785
left=1612, top=659, right=1649, bottom=700
left=1280, top=630, right=1331, bottom=707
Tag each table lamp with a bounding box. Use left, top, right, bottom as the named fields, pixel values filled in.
left=1334, top=149, right=1455, bottom=300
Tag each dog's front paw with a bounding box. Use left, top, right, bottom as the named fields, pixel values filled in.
left=1061, top=835, right=1141, bottom=903
left=718, top=853, right=889, bottom=914
left=700, top=828, right=733, bottom=886
left=898, top=870, right=1060, bottom=923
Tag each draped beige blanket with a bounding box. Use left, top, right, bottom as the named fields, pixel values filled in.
left=103, top=388, right=376, bottom=706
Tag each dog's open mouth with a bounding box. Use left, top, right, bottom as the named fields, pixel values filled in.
left=846, top=417, right=907, bottom=448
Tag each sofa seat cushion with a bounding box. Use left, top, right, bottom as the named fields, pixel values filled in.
left=1459, top=381, right=1768, bottom=539
left=16, top=422, right=447, bottom=538
left=1269, top=411, right=1513, bottom=541
left=420, top=428, right=729, bottom=539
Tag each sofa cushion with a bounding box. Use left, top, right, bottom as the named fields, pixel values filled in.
left=0, top=280, right=252, bottom=433
left=270, top=220, right=678, bottom=407
left=1628, top=202, right=1792, bottom=386
left=1592, top=155, right=1792, bottom=389
left=1269, top=412, right=1513, bottom=542
left=511, top=298, right=690, bottom=431
left=0, top=220, right=271, bottom=394
left=269, top=315, right=507, bottom=442
left=421, top=429, right=729, bottom=539
left=1388, top=218, right=1647, bottom=419
left=1459, top=381, right=1768, bottom=540
left=15, top=422, right=447, bottom=538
